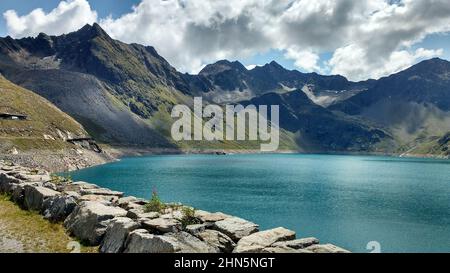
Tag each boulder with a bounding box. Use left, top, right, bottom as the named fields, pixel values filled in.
left=24, top=185, right=60, bottom=211
left=124, top=230, right=218, bottom=253
left=166, top=231, right=219, bottom=253
left=185, top=224, right=207, bottom=236
left=306, top=244, right=351, bottom=253
left=195, top=210, right=230, bottom=224
left=0, top=173, right=22, bottom=194
left=196, top=229, right=236, bottom=253
left=42, top=195, right=77, bottom=222
left=7, top=171, right=50, bottom=182
left=261, top=246, right=313, bottom=253
left=160, top=210, right=184, bottom=221
left=64, top=201, right=128, bottom=245
left=62, top=181, right=99, bottom=193
left=43, top=181, right=58, bottom=191
left=141, top=217, right=182, bottom=233
left=100, top=217, right=141, bottom=253
left=80, top=188, right=124, bottom=197
left=272, top=237, right=319, bottom=249
left=79, top=194, right=118, bottom=204
left=117, top=196, right=147, bottom=209
left=213, top=217, right=259, bottom=242
left=126, top=207, right=159, bottom=220
left=233, top=227, right=296, bottom=253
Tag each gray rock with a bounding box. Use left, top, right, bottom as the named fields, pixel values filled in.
left=213, top=217, right=259, bottom=242
left=160, top=210, right=184, bottom=221
left=80, top=188, right=124, bottom=197
left=64, top=201, right=128, bottom=245
left=42, top=195, right=77, bottom=222
left=196, top=229, right=236, bottom=253
left=272, top=237, right=319, bottom=249
left=117, top=196, right=147, bottom=209
left=185, top=224, right=207, bottom=236
left=24, top=185, right=60, bottom=211
left=195, top=210, right=231, bottom=223
left=166, top=231, right=219, bottom=253
left=62, top=181, right=99, bottom=193
left=100, top=217, right=141, bottom=253
left=124, top=230, right=218, bottom=253
left=141, top=217, right=182, bottom=233
left=126, top=207, right=145, bottom=219
left=126, top=207, right=160, bottom=220
left=124, top=229, right=173, bottom=253
left=78, top=194, right=118, bottom=204
left=64, top=191, right=81, bottom=200
left=233, top=227, right=296, bottom=253
left=261, top=246, right=313, bottom=253
left=306, top=244, right=351, bottom=253
left=43, top=181, right=58, bottom=191
left=0, top=173, right=22, bottom=194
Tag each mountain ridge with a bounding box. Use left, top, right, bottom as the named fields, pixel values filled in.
left=0, top=24, right=449, bottom=156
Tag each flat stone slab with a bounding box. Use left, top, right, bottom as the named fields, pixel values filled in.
left=306, top=244, right=351, bottom=253
left=195, top=210, right=231, bottom=223
left=78, top=194, right=118, bottom=204
left=213, top=216, right=259, bottom=242
left=272, top=237, right=319, bottom=249
left=80, top=188, right=124, bottom=197
left=261, top=246, right=313, bottom=253
left=185, top=224, right=207, bottom=236
left=233, top=227, right=296, bottom=253
left=141, top=217, right=182, bottom=233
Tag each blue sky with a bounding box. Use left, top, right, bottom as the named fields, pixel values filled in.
left=0, top=0, right=449, bottom=80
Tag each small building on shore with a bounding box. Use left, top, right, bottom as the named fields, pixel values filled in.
left=0, top=113, right=28, bottom=120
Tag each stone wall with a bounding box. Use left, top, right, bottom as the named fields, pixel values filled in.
left=0, top=160, right=350, bottom=253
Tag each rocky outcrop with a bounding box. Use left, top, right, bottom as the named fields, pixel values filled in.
left=141, top=217, right=182, bottom=233
left=272, top=237, right=320, bottom=249
left=100, top=217, right=141, bottom=253
left=213, top=217, right=259, bottom=241
left=196, top=229, right=236, bottom=253
left=42, top=195, right=77, bottom=222
left=24, top=185, right=60, bottom=211
left=124, top=230, right=218, bottom=253
left=0, top=161, right=351, bottom=253
left=306, top=244, right=351, bottom=253
left=233, top=227, right=296, bottom=253
left=64, top=201, right=128, bottom=245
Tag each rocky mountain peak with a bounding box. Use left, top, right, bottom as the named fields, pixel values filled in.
left=199, top=60, right=247, bottom=76
left=70, top=23, right=110, bottom=41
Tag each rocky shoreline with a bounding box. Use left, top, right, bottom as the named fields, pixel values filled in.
left=0, top=160, right=350, bottom=253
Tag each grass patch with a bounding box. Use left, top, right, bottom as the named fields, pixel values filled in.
left=0, top=194, right=97, bottom=253
left=143, top=189, right=166, bottom=213
left=180, top=207, right=201, bottom=229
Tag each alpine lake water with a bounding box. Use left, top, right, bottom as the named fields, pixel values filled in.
left=67, top=154, right=450, bottom=253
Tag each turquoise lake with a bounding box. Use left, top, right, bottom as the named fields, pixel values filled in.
left=68, top=154, right=450, bottom=253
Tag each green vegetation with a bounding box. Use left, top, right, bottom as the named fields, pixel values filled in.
left=143, top=189, right=166, bottom=213
left=0, top=75, right=88, bottom=152
left=0, top=194, right=97, bottom=253
left=180, top=207, right=201, bottom=229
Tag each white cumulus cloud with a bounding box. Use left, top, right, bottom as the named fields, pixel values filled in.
left=3, top=0, right=450, bottom=80
left=4, top=0, right=97, bottom=37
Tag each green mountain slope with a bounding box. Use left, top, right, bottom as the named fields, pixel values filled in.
left=0, top=74, right=86, bottom=151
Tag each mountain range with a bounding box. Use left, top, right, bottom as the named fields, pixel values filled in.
left=0, top=23, right=449, bottom=157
